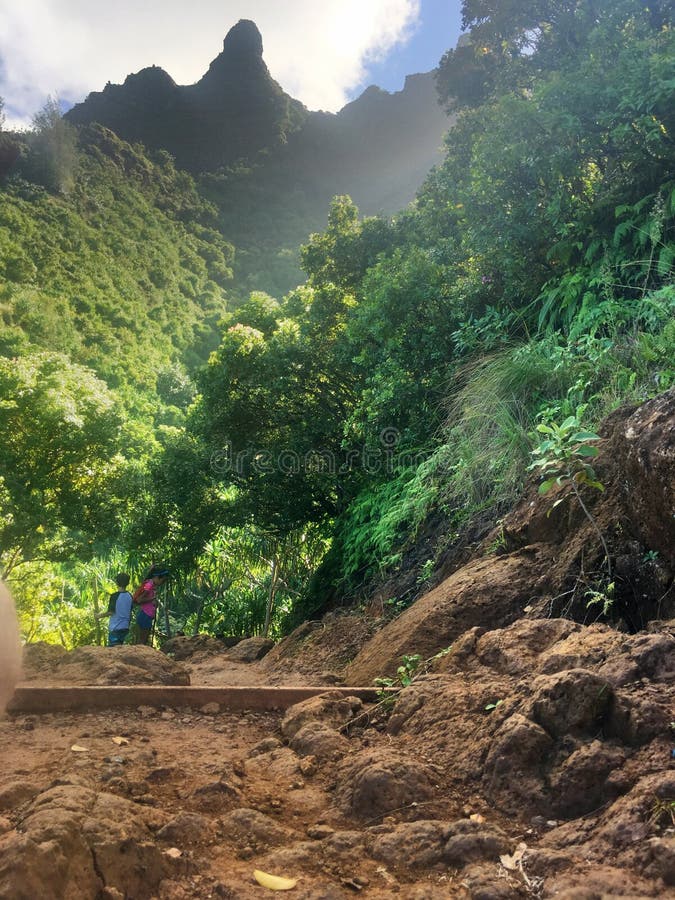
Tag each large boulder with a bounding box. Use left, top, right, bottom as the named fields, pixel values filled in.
left=482, top=713, right=553, bottom=814
left=226, top=636, right=274, bottom=662
left=608, top=388, right=675, bottom=567
left=345, top=547, right=549, bottom=685
left=334, top=748, right=437, bottom=820
left=548, top=740, right=626, bottom=817
left=280, top=691, right=363, bottom=740
left=0, top=783, right=170, bottom=899
left=523, top=669, right=614, bottom=738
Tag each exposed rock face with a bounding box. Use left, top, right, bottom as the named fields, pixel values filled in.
left=335, top=747, right=438, bottom=820
left=610, top=389, right=675, bottom=565
left=345, top=548, right=547, bottom=684
left=380, top=614, right=675, bottom=824
left=0, top=783, right=170, bottom=899
left=280, top=691, right=363, bottom=740
left=280, top=691, right=362, bottom=762
left=345, top=389, right=675, bottom=684
left=287, top=722, right=349, bottom=760
left=523, top=668, right=615, bottom=738
left=367, top=818, right=512, bottom=869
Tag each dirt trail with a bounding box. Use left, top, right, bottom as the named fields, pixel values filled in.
left=3, top=626, right=674, bottom=899
left=2, top=391, right=674, bottom=898
left=0, top=650, right=464, bottom=899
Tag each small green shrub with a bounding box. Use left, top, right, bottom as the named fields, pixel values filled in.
left=529, top=414, right=603, bottom=499
left=529, top=414, right=611, bottom=577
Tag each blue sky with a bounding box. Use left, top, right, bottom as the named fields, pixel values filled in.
left=357, top=0, right=463, bottom=96
left=0, top=0, right=464, bottom=129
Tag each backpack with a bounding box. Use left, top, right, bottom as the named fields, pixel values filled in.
left=132, top=584, right=146, bottom=605
left=107, top=591, right=120, bottom=614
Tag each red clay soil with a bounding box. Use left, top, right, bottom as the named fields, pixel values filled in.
left=3, top=617, right=674, bottom=899
left=1, top=389, right=674, bottom=899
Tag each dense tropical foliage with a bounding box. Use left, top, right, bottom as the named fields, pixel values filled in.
left=1, top=0, right=673, bottom=644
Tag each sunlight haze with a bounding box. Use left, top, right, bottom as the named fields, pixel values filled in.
left=0, top=0, right=462, bottom=129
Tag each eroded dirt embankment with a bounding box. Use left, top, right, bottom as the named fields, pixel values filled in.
left=1, top=390, right=674, bottom=898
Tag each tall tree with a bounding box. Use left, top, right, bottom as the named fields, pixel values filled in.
left=0, top=353, right=123, bottom=579
left=25, top=96, right=79, bottom=193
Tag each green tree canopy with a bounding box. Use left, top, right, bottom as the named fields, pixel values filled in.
left=0, top=352, right=124, bottom=578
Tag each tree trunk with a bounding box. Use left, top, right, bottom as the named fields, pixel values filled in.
left=193, top=592, right=206, bottom=636
left=162, top=585, right=172, bottom=639
left=263, top=557, right=278, bottom=639
left=92, top=577, right=102, bottom=646
left=1, top=547, right=22, bottom=581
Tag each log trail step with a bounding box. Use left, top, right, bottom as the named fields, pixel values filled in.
left=8, top=685, right=389, bottom=714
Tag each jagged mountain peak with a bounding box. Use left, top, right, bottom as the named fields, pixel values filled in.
left=66, top=19, right=306, bottom=169
left=222, top=19, right=264, bottom=58
left=65, top=21, right=447, bottom=192
left=197, top=19, right=270, bottom=93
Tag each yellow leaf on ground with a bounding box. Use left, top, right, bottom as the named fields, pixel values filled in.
left=70, top=745, right=89, bottom=753
left=112, top=736, right=129, bottom=746
left=500, top=842, right=528, bottom=871
left=253, top=869, right=298, bottom=891
left=165, top=848, right=182, bottom=859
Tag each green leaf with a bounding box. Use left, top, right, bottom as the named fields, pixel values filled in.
left=536, top=423, right=553, bottom=434
left=576, top=445, right=599, bottom=457
left=657, top=245, right=674, bottom=278
left=538, top=478, right=557, bottom=495
left=571, top=431, right=600, bottom=442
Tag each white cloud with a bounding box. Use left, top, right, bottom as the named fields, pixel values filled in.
left=0, top=0, right=421, bottom=128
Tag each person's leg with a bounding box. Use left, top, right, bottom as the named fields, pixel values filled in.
left=108, top=629, right=128, bottom=646
left=136, top=611, right=153, bottom=645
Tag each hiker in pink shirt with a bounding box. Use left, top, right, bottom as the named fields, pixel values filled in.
left=133, top=566, right=169, bottom=645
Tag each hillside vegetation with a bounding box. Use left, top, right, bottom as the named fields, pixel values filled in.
left=0, top=0, right=674, bottom=645
left=0, top=118, right=233, bottom=640
left=160, top=0, right=674, bottom=628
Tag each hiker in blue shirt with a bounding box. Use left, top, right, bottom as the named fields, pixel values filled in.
left=106, top=573, right=133, bottom=646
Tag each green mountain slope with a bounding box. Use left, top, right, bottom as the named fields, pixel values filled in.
left=0, top=120, right=236, bottom=619
left=1, top=124, right=233, bottom=412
